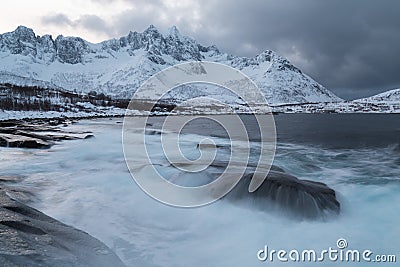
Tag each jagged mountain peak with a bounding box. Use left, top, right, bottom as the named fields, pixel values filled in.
left=14, top=25, right=35, bottom=37
left=145, top=24, right=159, bottom=32
left=54, top=35, right=90, bottom=64
left=167, top=25, right=180, bottom=37
left=166, top=25, right=194, bottom=43
left=229, top=49, right=287, bottom=70
left=241, top=49, right=302, bottom=73
left=142, top=24, right=163, bottom=39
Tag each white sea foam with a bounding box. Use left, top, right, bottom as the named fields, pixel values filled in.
left=0, top=118, right=399, bottom=266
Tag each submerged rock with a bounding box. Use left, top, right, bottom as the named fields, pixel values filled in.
left=0, top=189, right=126, bottom=267
left=191, top=141, right=340, bottom=219
left=226, top=168, right=340, bottom=219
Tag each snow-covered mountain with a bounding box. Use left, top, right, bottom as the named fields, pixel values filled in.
left=355, top=88, right=400, bottom=103
left=0, top=25, right=342, bottom=104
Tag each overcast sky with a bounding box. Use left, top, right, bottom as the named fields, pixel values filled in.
left=2, top=0, right=400, bottom=99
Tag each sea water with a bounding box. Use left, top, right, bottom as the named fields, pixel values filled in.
left=0, top=114, right=399, bottom=266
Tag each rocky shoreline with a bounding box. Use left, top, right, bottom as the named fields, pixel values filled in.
left=0, top=175, right=126, bottom=267
left=0, top=118, right=126, bottom=266
left=0, top=118, right=95, bottom=149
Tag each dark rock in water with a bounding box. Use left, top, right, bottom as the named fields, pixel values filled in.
left=144, top=129, right=162, bottom=135
left=0, top=176, right=23, bottom=183
left=227, top=168, right=340, bottom=219
left=269, top=165, right=286, bottom=173
left=0, top=190, right=126, bottom=267
left=201, top=146, right=339, bottom=219
left=0, top=133, right=53, bottom=148
left=0, top=119, right=93, bottom=149
left=197, top=142, right=226, bottom=149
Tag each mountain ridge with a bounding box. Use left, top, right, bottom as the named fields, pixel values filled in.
left=355, top=88, right=400, bottom=103
left=0, top=25, right=342, bottom=104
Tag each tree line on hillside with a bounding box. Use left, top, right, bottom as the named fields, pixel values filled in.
left=0, top=84, right=126, bottom=111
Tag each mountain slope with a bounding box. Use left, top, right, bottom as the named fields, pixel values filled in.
left=355, top=88, right=400, bottom=103
left=0, top=25, right=342, bottom=104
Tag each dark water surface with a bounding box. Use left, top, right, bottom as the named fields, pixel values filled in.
left=148, top=114, right=400, bottom=148
left=274, top=114, right=400, bottom=148
left=1, top=115, right=399, bottom=266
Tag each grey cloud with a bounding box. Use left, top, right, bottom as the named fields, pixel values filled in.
left=41, top=13, right=111, bottom=36
left=41, top=13, right=73, bottom=26
left=76, top=15, right=111, bottom=34
left=190, top=0, right=400, bottom=99
left=41, top=0, right=400, bottom=99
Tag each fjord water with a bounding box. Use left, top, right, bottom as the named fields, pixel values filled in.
left=1, top=114, right=399, bottom=266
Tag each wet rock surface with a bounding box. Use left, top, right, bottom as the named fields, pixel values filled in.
left=0, top=176, right=126, bottom=267
left=0, top=119, right=93, bottom=149
left=227, top=168, right=340, bottom=219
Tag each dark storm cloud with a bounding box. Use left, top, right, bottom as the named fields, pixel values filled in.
left=41, top=0, right=400, bottom=99
left=193, top=0, right=400, bottom=99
